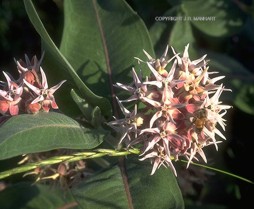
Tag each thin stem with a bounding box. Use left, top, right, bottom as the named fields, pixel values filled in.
left=0, top=148, right=140, bottom=180
left=180, top=159, right=254, bottom=184
left=1, top=148, right=253, bottom=186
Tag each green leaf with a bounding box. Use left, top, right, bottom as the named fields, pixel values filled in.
left=0, top=158, right=183, bottom=209
left=71, top=165, right=128, bottom=209
left=182, top=0, right=246, bottom=37
left=23, top=0, right=112, bottom=118
left=0, top=112, right=105, bottom=160
left=169, top=10, right=198, bottom=57
left=127, top=161, right=184, bottom=209
left=59, top=0, right=155, bottom=106
left=150, top=7, right=198, bottom=59
left=0, top=182, right=76, bottom=209
left=149, top=7, right=178, bottom=53
left=71, top=159, right=184, bottom=209
left=70, top=88, right=94, bottom=121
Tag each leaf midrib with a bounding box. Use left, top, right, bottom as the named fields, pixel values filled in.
left=92, top=0, right=118, bottom=116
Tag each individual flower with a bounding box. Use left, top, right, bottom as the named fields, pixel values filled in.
left=139, top=144, right=177, bottom=176
left=145, top=82, right=184, bottom=128
left=23, top=67, right=66, bottom=112
left=172, top=44, right=207, bottom=74
left=15, top=53, right=44, bottom=86
left=107, top=97, right=143, bottom=145
left=0, top=71, right=23, bottom=115
left=136, top=45, right=178, bottom=77
left=114, top=68, right=148, bottom=102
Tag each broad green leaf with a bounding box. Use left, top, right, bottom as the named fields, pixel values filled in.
left=182, top=0, right=246, bottom=37
left=0, top=112, right=105, bottom=160
left=128, top=161, right=184, bottom=209
left=59, top=0, right=154, bottom=106
left=0, top=182, right=76, bottom=209
left=149, top=7, right=178, bottom=53
left=127, top=0, right=171, bottom=29
left=1, top=164, right=182, bottom=209
left=0, top=159, right=183, bottom=209
left=150, top=7, right=198, bottom=59
left=71, top=159, right=184, bottom=209
left=71, top=164, right=128, bottom=209
left=169, top=10, right=198, bottom=57
left=24, top=0, right=112, bottom=118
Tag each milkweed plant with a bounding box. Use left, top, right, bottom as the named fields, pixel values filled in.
left=0, top=1, right=253, bottom=209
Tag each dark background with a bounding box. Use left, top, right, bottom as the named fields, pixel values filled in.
left=0, top=0, right=254, bottom=208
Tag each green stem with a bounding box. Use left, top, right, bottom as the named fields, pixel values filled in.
left=0, top=148, right=140, bottom=180
left=0, top=148, right=253, bottom=185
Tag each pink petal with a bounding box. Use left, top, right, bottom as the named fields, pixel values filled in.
left=40, top=67, right=48, bottom=89
left=147, top=63, right=163, bottom=82
left=143, top=49, right=154, bottom=61
left=142, top=136, right=161, bottom=154
left=51, top=99, right=58, bottom=109
left=183, top=44, right=190, bottom=59
left=149, top=111, right=162, bottom=128
left=2, top=71, right=12, bottom=89
left=132, top=68, right=142, bottom=87
left=151, top=158, right=161, bottom=175
left=31, top=95, right=44, bottom=104
left=49, top=80, right=66, bottom=94
left=0, top=100, right=9, bottom=114
left=16, top=61, right=28, bottom=73
left=185, top=104, right=198, bottom=114
left=9, top=104, right=19, bottom=116
left=23, top=79, right=41, bottom=95
left=142, top=96, right=161, bottom=108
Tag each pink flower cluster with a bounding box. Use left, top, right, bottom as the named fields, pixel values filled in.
left=0, top=54, right=66, bottom=116
left=108, top=44, right=231, bottom=175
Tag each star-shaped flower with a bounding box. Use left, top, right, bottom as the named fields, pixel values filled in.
left=15, top=53, right=44, bottom=86
left=23, top=67, right=66, bottom=112
left=107, top=97, right=143, bottom=145
left=0, top=72, right=23, bottom=115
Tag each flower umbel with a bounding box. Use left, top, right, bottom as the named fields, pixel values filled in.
left=0, top=53, right=66, bottom=115
left=108, top=44, right=232, bottom=175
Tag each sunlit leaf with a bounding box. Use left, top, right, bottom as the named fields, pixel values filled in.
left=149, top=7, right=178, bottom=53
left=24, top=0, right=112, bottom=118
left=182, top=0, right=246, bottom=37
left=0, top=112, right=105, bottom=160
left=169, top=10, right=198, bottom=57
left=60, top=0, right=155, bottom=102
